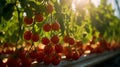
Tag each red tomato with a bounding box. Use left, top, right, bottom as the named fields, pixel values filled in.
left=52, top=54, right=61, bottom=66
left=21, top=58, right=32, bottom=67
left=43, top=23, right=51, bottom=32
left=29, top=51, right=37, bottom=59
left=63, top=35, right=69, bottom=43
left=85, top=45, right=93, bottom=51
left=43, top=55, right=52, bottom=65
left=63, top=47, right=73, bottom=60
left=41, top=37, right=50, bottom=45
left=36, top=52, right=44, bottom=63
left=65, top=51, right=73, bottom=60
left=24, top=16, right=33, bottom=25
left=7, top=57, right=20, bottom=67
left=5, top=49, right=14, bottom=54
left=72, top=51, right=80, bottom=60
left=35, top=14, right=44, bottom=22
left=44, top=45, right=54, bottom=55
left=75, top=41, right=83, bottom=47
left=68, top=37, right=75, bottom=45
left=3, top=43, right=9, bottom=48
left=24, top=31, right=32, bottom=41
left=51, top=21, right=60, bottom=31
left=17, top=50, right=26, bottom=59
left=51, top=35, right=59, bottom=44
left=55, top=44, right=63, bottom=53
left=31, top=33, right=39, bottom=42
left=46, top=3, right=53, bottom=14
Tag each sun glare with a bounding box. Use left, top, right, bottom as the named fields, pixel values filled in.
left=71, top=0, right=100, bottom=12
left=72, top=0, right=89, bottom=12
left=91, top=0, right=100, bottom=7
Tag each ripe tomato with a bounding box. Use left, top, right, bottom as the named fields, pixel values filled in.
left=46, top=3, right=53, bottom=14
left=3, top=43, right=9, bottom=48
left=17, top=50, right=27, bottom=59
left=31, top=33, right=39, bottom=42
left=7, top=57, right=20, bottom=67
left=51, top=35, right=59, bottom=44
left=72, top=51, right=80, bottom=60
left=84, top=45, right=93, bottom=51
left=21, top=58, right=32, bottom=67
left=41, top=37, right=50, bottom=45
left=51, top=21, right=60, bottom=31
left=75, top=41, right=83, bottom=47
left=5, top=49, right=14, bottom=54
left=90, top=40, right=95, bottom=45
left=68, top=37, right=75, bottom=45
left=63, top=47, right=73, bottom=60
left=96, top=47, right=104, bottom=54
left=24, top=31, right=32, bottom=41
left=52, top=54, right=61, bottom=66
left=29, top=51, right=37, bottom=59
left=43, top=55, right=52, bottom=65
left=24, top=16, right=33, bottom=25
left=65, top=51, right=73, bottom=60
left=43, top=23, right=51, bottom=32
left=34, top=14, right=44, bottom=22
left=55, top=44, right=63, bottom=53
left=36, top=52, right=44, bottom=63
left=44, top=45, right=54, bottom=55
left=63, top=35, right=69, bottom=43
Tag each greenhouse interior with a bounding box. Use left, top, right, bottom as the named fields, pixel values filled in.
left=0, top=0, right=120, bottom=67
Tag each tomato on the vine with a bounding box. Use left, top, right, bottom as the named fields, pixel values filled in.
left=63, top=35, right=69, bottom=43
left=65, top=51, right=73, bottom=60
left=44, top=45, right=54, bottom=55
left=23, top=31, right=32, bottom=41
left=63, top=47, right=73, bottom=60
left=35, top=14, right=44, bottom=22
left=17, top=50, right=26, bottom=59
left=51, top=35, right=59, bottom=44
left=52, top=54, right=61, bottom=66
left=43, top=55, right=52, bottom=65
left=72, top=51, right=80, bottom=60
left=51, top=21, right=60, bottom=31
left=24, top=16, right=33, bottom=25
left=21, top=58, right=32, bottom=67
left=7, top=57, right=20, bottom=67
left=55, top=44, right=63, bottom=53
left=43, top=23, right=51, bottom=32
left=36, top=52, right=44, bottom=63
left=29, top=51, right=37, bottom=59
left=41, top=37, right=50, bottom=45
left=31, top=33, right=39, bottom=42
left=75, top=41, right=83, bottom=47
left=46, top=3, right=53, bottom=14
left=68, top=37, right=75, bottom=45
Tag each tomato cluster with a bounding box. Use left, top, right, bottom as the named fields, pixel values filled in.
left=0, top=36, right=120, bottom=67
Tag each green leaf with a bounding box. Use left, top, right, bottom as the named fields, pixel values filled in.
left=0, top=0, right=6, bottom=8
left=2, top=3, right=14, bottom=21
left=19, top=0, right=27, bottom=8
left=24, top=7, right=33, bottom=18
left=28, top=1, right=39, bottom=10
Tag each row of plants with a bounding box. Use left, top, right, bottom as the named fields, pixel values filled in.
left=0, top=0, right=120, bottom=67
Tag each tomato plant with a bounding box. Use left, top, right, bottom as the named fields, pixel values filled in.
left=0, top=0, right=120, bottom=66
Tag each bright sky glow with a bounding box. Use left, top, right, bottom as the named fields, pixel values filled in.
left=72, top=0, right=89, bottom=12
left=71, top=0, right=101, bottom=12
left=91, top=0, right=100, bottom=7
